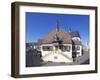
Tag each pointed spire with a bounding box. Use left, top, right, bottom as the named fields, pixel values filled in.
left=56, top=20, right=59, bottom=32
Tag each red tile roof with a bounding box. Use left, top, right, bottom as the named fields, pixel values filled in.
left=72, top=39, right=81, bottom=45
left=41, top=29, right=72, bottom=44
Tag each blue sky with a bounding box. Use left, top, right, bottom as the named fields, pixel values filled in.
left=26, top=12, right=89, bottom=44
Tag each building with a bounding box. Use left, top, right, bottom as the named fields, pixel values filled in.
left=34, top=23, right=82, bottom=62
left=32, top=23, right=82, bottom=63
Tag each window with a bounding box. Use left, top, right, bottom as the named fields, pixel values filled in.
left=42, top=46, right=53, bottom=51
left=62, top=46, right=71, bottom=52
left=76, top=46, right=80, bottom=50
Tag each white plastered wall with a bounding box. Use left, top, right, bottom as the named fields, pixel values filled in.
left=41, top=43, right=73, bottom=62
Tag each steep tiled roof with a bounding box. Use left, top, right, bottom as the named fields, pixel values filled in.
left=72, top=39, right=81, bottom=45
left=38, top=29, right=81, bottom=45
left=41, top=29, right=72, bottom=44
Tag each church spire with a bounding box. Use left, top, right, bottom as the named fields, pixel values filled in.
left=56, top=20, right=59, bottom=32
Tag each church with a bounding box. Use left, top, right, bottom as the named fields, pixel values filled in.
left=34, top=22, right=82, bottom=63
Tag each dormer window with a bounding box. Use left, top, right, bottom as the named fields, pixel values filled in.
left=52, top=34, right=62, bottom=44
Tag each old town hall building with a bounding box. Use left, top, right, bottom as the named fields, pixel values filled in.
left=32, top=23, right=82, bottom=63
